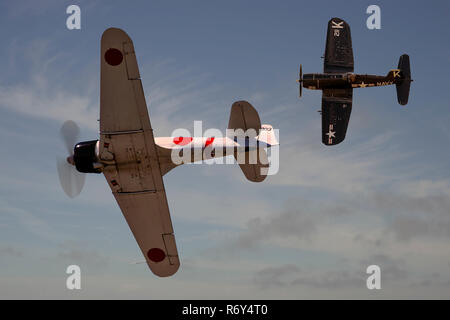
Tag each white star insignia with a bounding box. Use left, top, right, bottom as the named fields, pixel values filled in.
left=326, top=130, right=336, bottom=138
left=359, top=82, right=367, bottom=88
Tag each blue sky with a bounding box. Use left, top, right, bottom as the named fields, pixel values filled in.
left=1, top=0, right=450, bottom=298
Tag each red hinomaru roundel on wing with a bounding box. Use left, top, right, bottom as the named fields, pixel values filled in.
left=147, top=248, right=166, bottom=263
left=104, top=48, right=123, bottom=66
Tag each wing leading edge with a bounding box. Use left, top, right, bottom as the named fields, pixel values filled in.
left=99, top=28, right=179, bottom=277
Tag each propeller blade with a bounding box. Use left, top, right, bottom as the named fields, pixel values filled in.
left=60, top=120, right=79, bottom=155
left=298, top=64, right=303, bottom=98
left=57, top=157, right=86, bottom=198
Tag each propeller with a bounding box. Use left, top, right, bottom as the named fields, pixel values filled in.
left=296, top=64, right=303, bottom=98
left=57, top=120, right=85, bottom=198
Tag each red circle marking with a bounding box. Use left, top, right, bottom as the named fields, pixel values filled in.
left=173, top=137, right=193, bottom=146
left=147, top=248, right=166, bottom=263
left=104, top=48, right=123, bottom=66
left=205, top=137, right=215, bottom=147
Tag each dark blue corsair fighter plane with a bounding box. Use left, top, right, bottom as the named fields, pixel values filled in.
left=298, top=17, right=412, bottom=146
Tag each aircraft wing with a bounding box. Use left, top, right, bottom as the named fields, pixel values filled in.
left=321, top=89, right=353, bottom=146
left=99, top=28, right=179, bottom=277
left=323, top=17, right=354, bottom=73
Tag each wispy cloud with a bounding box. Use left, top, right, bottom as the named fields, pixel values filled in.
left=0, top=245, right=24, bottom=258
left=0, top=79, right=97, bottom=130
left=225, top=189, right=450, bottom=251
left=55, top=246, right=110, bottom=268
left=0, top=36, right=229, bottom=137
left=252, top=253, right=408, bottom=291
left=0, top=38, right=99, bottom=131
left=270, top=130, right=410, bottom=193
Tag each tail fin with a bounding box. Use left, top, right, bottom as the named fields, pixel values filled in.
left=228, top=101, right=269, bottom=183
left=396, top=54, right=411, bottom=105
left=228, top=100, right=261, bottom=133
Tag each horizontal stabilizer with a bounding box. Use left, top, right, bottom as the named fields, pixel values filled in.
left=257, top=124, right=279, bottom=147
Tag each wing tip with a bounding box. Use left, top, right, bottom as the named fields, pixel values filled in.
left=147, top=261, right=180, bottom=277
left=322, top=138, right=345, bottom=146
left=101, top=27, right=132, bottom=43
left=329, top=17, right=345, bottom=23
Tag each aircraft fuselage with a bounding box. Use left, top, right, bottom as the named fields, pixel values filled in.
left=302, top=71, right=403, bottom=90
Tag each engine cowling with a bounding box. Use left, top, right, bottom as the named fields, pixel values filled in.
left=73, top=140, right=102, bottom=173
